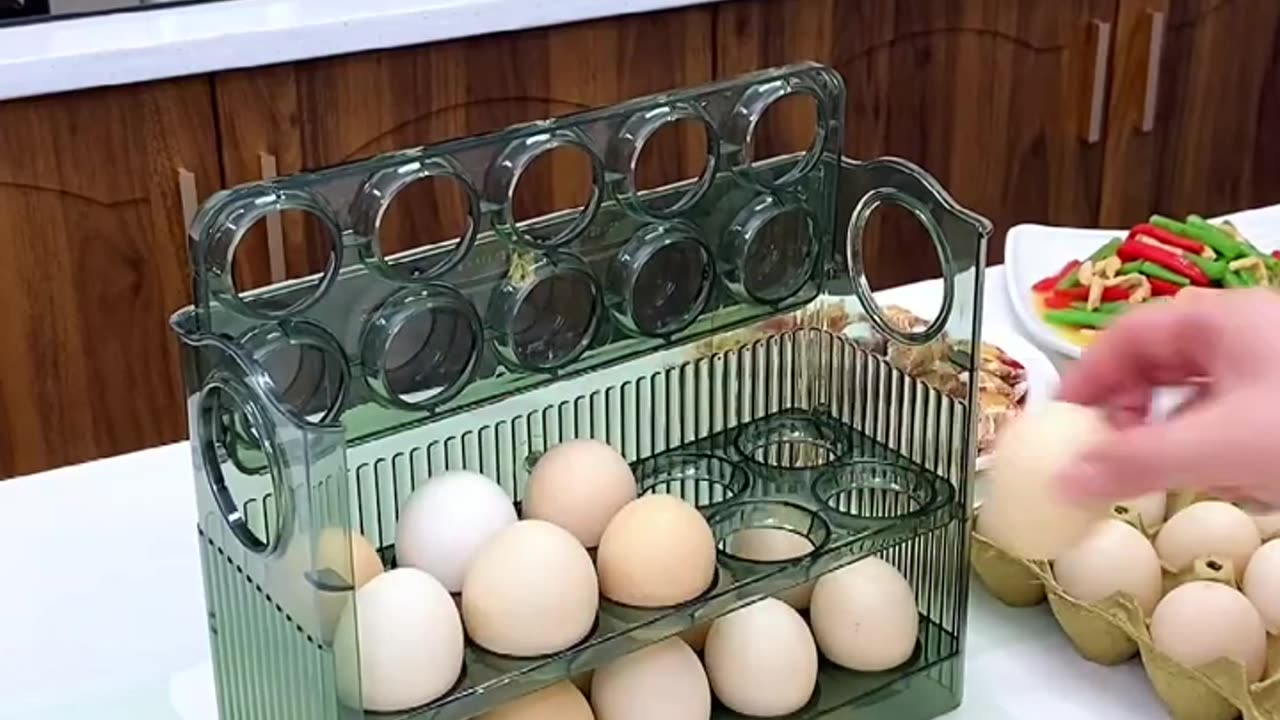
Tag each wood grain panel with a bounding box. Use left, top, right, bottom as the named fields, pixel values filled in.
left=215, top=7, right=715, bottom=280
left=716, top=0, right=1117, bottom=287
left=1100, top=0, right=1280, bottom=226
left=0, top=78, right=221, bottom=476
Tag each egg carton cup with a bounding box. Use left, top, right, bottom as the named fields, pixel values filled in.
left=174, top=64, right=994, bottom=720
left=972, top=504, right=1280, bottom=720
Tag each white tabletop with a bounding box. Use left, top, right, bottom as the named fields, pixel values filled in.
left=0, top=0, right=715, bottom=102
left=0, top=266, right=1171, bottom=720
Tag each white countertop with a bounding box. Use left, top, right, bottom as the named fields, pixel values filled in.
left=0, top=265, right=1174, bottom=719
left=0, top=0, right=716, bottom=102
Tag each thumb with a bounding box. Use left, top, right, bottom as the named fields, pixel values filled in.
left=1057, top=398, right=1241, bottom=503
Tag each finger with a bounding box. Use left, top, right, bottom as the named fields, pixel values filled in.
left=1057, top=395, right=1252, bottom=502
left=1056, top=301, right=1217, bottom=408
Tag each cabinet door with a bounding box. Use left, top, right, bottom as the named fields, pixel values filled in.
left=716, top=0, right=1117, bottom=286
left=0, top=78, right=221, bottom=476
left=213, top=8, right=714, bottom=287
left=1099, top=0, right=1280, bottom=225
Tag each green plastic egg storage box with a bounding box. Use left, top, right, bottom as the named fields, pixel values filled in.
left=171, top=63, right=991, bottom=720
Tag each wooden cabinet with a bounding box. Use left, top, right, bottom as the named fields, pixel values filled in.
left=212, top=8, right=715, bottom=288
left=0, top=78, right=221, bottom=477
left=715, top=0, right=1118, bottom=287
left=1099, top=0, right=1280, bottom=225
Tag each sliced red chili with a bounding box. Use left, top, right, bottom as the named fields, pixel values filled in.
left=1054, top=285, right=1131, bottom=302
left=1129, top=224, right=1206, bottom=255
left=1033, top=260, right=1081, bottom=292
left=1148, top=277, right=1182, bottom=296
left=1271, top=250, right=1280, bottom=261
left=1116, top=239, right=1210, bottom=286
left=1042, top=292, right=1075, bottom=309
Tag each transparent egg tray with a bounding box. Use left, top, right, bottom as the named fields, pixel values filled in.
left=172, top=63, right=991, bottom=720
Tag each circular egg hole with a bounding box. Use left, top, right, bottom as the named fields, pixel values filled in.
left=509, top=268, right=600, bottom=370
left=735, top=412, right=852, bottom=470
left=710, top=501, right=829, bottom=564
left=230, top=208, right=337, bottom=302
left=747, top=91, right=820, bottom=175
left=376, top=173, right=475, bottom=277
left=857, top=202, right=945, bottom=323
left=812, top=461, right=939, bottom=523
left=383, top=304, right=481, bottom=407
left=199, top=384, right=281, bottom=553
left=257, top=341, right=346, bottom=422
left=1206, top=559, right=1224, bottom=572
left=634, top=452, right=750, bottom=508
left=512, top=145, right=596, bottom=244
left=633, top=116, right=713, bottom=214
left=627, top=237, right=713, bottom=336
left=741, top=207, right=817, bottom=304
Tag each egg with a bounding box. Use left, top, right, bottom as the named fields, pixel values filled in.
left=1150, top=580, right=1267, bottom=682
left=597, top=495, right=717, bottom=607
left=590, top=637, right=710, bottom=720
left=525, top=440, right=637, bottom=548
left=333, top=568, right=464, bottom=712
left=809, top=557, right=918, bottom=671
left=312, top=528, right=385, bottom=637
left=396, top=470, right=517, bottom=592
left=1155, top=501, right=1260, bottom=580
left=462, top=519, right=599, bottom=656
left=977, top=401, right=1110, bottom=559
left=704, top=598, right=817, bottom=717
left=480, top=681, right=594, bottom=720
left=725, top=527, right=815, bottom=609
left=274, top=528, right=385, bottom=642
left=1052, top=518, right=1163, bottom=614
left=1243, top=539, right=1280, bottom=633
left=1114, top=492, right=1167, bottom=533
left=1249, top=508, right=1280, bottom=541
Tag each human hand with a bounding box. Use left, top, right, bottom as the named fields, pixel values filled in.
left=1055, top=288, right=1280, bottom=506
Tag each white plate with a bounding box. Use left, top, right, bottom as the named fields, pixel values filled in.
left=865, top=288, right=1061, bottom=472
left=1005, top=204, right=1280, bottom=358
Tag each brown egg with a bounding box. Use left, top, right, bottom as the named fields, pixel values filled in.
left=1053, top=518, right=1162, bottom=614
left=725, top=527, right=815, bottom=609
left=525, top=440, right=637, bottom=548
left=596, top=496, right=717, bottom=607
left=591, top=637, right=710, bottom=720
left=1155, top=501, right=1260, bottom=580
left=1151, top=580, right=1267, bottom=682
left=480, top=681, right=594, bottom=720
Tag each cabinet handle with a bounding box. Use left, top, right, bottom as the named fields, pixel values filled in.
left=258, top=152, right=288, bottom=284
left=1082, top=19, right=1113, bottom=144
left=177, top=168, right=199, bottom=233
left=1140, top=10, right=1166, bottom=133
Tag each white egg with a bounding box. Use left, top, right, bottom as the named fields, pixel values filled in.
left=1151, top=580, right=1267, bottom=682
left=978, top=401, right=1110, bottom=559
left=704, top=598, right=817, bottom=717
left=462, top=519, right=599, bottom=657
left=1243, top=539, right=1280, bottom=633
left=525, top=439, right=637, bottom=548
left=333, top=568, right=464, bottom=712
left=1250, top=509, right=1280, bottom=541
left=1155, top=501, right=1260, bottom=580
left=1053, top=518, right=1163, bottom=614
left=395, top=470, right=517, bottom=592
left=726, top=527, right=815, bottom=609
left=809, top=557, right=918, bottom=671
left=590, top=637, right=710, bottom=720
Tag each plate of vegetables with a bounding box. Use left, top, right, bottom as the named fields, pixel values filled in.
left=1006, top=206, right=1280, bottom=357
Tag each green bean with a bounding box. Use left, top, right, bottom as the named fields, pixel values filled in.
left=1072, top=301, right=1129, bottom=315
left=1185, top=253, right=1227, bottom=281
left=1043, top=308, right=1114, bottom=329
left=1222, top=270, right=1253, bottom=288
left=1158, top=214, right=1246, bottom=260
left=1058, top=238, right=1123, bottom=290
left=1133, top=261, right=1190, bottom=286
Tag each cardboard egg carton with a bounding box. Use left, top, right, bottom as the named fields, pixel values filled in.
left=971, top=493, right=1280, bottom=720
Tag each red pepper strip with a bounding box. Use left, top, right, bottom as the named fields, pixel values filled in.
left=1033, top=260, right=1081, bottom=292
left=1148, top=277, right=1182, bottom=296
left=1054, top=285, right=1131, bottom=302
left=1116, top=239, right=1210, bottom=286
left=1042, top=293, right=1075, bottom=309
left=1128, top=224, right=1205, bottom=255
left=1272, top=250, right=1280, bottom=261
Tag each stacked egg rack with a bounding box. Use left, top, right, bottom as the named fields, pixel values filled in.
left=973, top=491, right=1280, bottom=719
left=171, top=63, right=992, bottom=720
